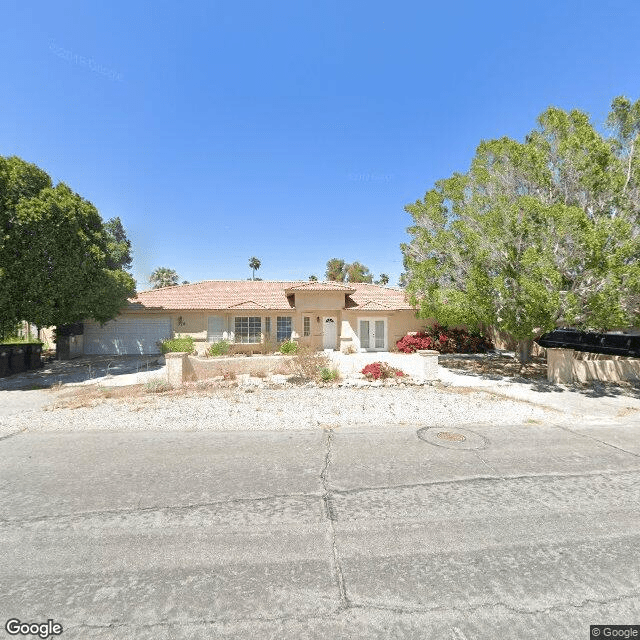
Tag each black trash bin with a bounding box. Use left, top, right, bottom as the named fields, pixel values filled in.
left=536, top=329, right=640, bottom=357
left=24, top=343, right=43, bottom=369
left=8, top=345, right=27, bottom=374
left=0, top=346, right=9, bottom=377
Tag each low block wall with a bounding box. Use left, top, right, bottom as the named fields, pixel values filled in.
left=547, top=348, right=640, bottom=384
left=328, top=350, right=439, bottom=380
left=165, top=352, right=295, bottom=385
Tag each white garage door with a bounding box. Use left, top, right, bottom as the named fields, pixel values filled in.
left=83, top=317, right=171, bottom=355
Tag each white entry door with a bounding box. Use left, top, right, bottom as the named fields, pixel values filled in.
left=323, top=317, right=337, bottom=349
left=359, top=318, right=387, bottom=351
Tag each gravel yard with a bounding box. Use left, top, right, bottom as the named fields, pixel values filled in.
left=1, top=382, right=571, bottom=433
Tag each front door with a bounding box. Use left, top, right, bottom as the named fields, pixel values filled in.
left=323, top=317, right=337, bottom=349
left=359, top=318, right=386, bottom=351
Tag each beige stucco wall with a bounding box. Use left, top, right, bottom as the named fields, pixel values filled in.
left=547, top=348, right=640, bottom=383
left=340, top=309, right=426, bottom=352
left=118, top=307, right=427, bottom=355
left=292, top=291, right=348, bottom=311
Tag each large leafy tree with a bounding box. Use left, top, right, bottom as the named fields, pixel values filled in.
left=149, top=267, right=179, bottom=289
left=346, top=261, right=373, bottom=283
left=325, top=258, right=375, bottom=283
left=104, top=216, right=133, bottom=271
left=402, top=96, right=640, bottom=363
left=0, top=156, right=136, bottom=331
left=325, top=258, right=347, bottom=282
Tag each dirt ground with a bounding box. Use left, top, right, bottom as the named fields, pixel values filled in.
left=439, top=353, right=548, bottom=381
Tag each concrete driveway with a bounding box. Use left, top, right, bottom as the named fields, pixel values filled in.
left=1, top=421, right=639, bottom=639
left=0, top=355, right=165, bottom=390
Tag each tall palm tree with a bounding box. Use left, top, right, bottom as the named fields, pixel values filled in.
left=249, top=257, right=261, bottom=280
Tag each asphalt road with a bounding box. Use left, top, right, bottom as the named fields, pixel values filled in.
left=1, top=421, right=639, bottom=639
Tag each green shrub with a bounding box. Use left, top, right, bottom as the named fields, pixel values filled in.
left=279, top=340, right=298, bottom=355
left=160, top=335, right=195, bottom=354
left=207, top=340, right=231, bottom=357
left=0, top=337, right=43, bottom=345
left=319, top=367, right=340, bottom=382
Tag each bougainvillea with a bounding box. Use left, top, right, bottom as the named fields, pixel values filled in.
left=361, top=362, right=406, bottom=380
left=396, top=322, right=493, bottom=354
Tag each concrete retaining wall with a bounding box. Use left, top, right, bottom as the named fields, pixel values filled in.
left=328, top=350, right=439, bottom=380
left=164, top=350, right=440, bottom=385
left=165, top=352, right=294, bottom=385
left=547, top=348, right=640, bottom=384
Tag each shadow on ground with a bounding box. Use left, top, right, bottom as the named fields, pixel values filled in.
left=0, top=356, right=164, bottom=391
left=439, top=353, right=640, bottom=400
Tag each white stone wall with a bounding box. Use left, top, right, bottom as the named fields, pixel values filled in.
left=328, top=350, right=438, bottom=380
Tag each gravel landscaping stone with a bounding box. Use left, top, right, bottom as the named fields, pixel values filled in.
left=0, top=384, right=573, bottom=433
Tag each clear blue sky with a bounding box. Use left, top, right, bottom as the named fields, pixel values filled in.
left=2, top=1, right=639, bottom=289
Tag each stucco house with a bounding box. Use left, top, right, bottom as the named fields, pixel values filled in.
left=81, top=280, right=427, bottom=356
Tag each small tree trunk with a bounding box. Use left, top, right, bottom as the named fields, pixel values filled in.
left=516, top=338, right=533, bottom=364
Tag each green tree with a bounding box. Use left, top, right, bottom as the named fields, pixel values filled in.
left=103, top=217, right=133, bottom=271
left=402, top=96, right=640, bottom=363
left=346, top=261, right=373, bottom=283
left=149, top=267, right=179, bottom=289
left=249, top=256, right=261, bottom=280
left=325, top=258, right=346, bottom=282
left=376, top=273, right=390, bottom=285
left=0, top=156, right=54, bottom=335
left=1, top=174, right=136, bottom=330
left=309, top=274, right=318, bottom=281
left=325, top=258, right=375, bottom=282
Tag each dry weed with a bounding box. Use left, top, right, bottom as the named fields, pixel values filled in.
left=291, top=345, right=330, bottom=380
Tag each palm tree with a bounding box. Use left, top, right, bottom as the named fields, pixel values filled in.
left=149, top=267, right=179, bottom=289
left=249, top=257, right=261, bottom=280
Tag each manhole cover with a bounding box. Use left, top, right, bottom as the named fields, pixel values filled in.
left=417, top=426, right=488, bottom=450
left=436, top=431, right=466, bottom=442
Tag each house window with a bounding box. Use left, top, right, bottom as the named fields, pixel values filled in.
left=277, top=316, right=292, bottom=342
left=265, top=317, right=271, bottom=337
left=234, top=316, right=261, bottom=343
left=303, top=316, right=311, bottom=337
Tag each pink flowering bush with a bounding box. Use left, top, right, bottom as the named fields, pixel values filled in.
left=395, top=322, right=493, bottom=354
left=361, top=361, right=406, bottom=380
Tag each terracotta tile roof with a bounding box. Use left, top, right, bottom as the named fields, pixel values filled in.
left=356, top=300, right=393, bottom=311
left=285, top=282, right=356, bottom=293
left=346, top=283, right=414, bottom=310
left=227, top=300, right=267, bottom=309
left=129, top=280, right=414, bottom=311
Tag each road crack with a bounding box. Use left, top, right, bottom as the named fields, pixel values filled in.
left=321, top=427, right=349, bottom=610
